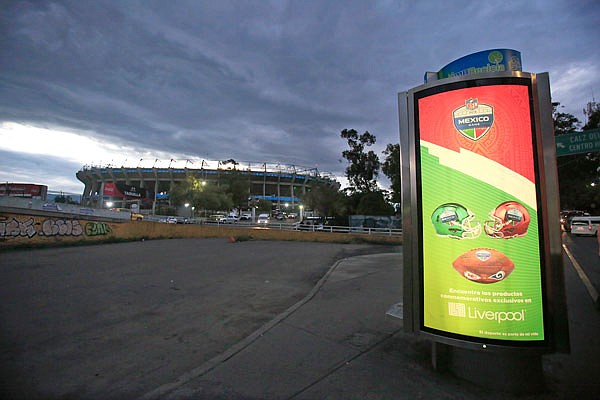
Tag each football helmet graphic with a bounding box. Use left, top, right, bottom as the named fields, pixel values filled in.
left=431, top=203, right=481, bottom=239
left=484, top=201, right=530, bottom=239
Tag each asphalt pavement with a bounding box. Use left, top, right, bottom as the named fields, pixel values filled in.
left=561, top=232, right=600, bottom=307
left=2, top=236, right=597, bottom=399
left=139, top=241, right=600, bottom=400
left=0, top=239, right=397, bottom=399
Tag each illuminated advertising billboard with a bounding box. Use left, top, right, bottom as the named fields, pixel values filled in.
left=414, top=77, right=547, bottom=345
left=103, top=182, right=149, bottom=199
left=435, top=49, right=522, bottom=81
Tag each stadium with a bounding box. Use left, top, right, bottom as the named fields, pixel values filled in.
left=76, top=159, right=339, bottom=214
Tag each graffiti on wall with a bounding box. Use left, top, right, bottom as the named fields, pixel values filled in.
left=85, top=221, right=112, bottom=236
left=41, top=219, right=83, bottom=237
left=0, top=217, right=37, bottom=238
left=1, top=216, right=112, bottom=239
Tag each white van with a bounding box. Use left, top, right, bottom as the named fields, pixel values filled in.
left=257, top=213, right=270, bottom=225
left=570, top=216, right=600, bottom=236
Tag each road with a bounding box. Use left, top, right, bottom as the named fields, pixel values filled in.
left=0, top=238, right=398, bottom=399
left=561, top=232, right=600, bottom=300
left=543, top=232, right=600, bottom=397
left=0, top=234, right=596, bottom=399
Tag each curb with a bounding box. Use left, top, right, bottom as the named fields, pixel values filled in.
left=562, top=243, right=599, bottom=309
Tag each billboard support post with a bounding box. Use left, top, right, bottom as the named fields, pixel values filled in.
left=399, top=66, right=569, bottom=392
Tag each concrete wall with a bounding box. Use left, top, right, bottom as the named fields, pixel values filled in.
left=0, top=196, right=130, bottom=220
left=1, top=210, right=402, bottom=249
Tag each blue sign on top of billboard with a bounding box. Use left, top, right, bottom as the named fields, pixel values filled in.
left=432, top=49, right=522, bottom=82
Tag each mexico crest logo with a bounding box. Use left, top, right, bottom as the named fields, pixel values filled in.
left=453, top=98, right=494, bottom=141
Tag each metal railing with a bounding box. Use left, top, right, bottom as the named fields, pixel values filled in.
left=0, top=197, right=402, bottom=237
left=200, top=220, right=402, bottom=237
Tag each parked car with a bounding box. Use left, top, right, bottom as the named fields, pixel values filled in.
left=570, top=216, right=600, bottom=236
left=131, top=212, right=144, bottom=221
left=239, top=213, right=252, bottom=221
left=560, top=210, right=587, bottom=232
left=257, top=213, right=270, bottom=224
left=218, top=215, right=239, bottom=223
left=166, top=217, right=177, bottom=224
left=294, top=219, right=324, bottom=231
left=112, top=207, right=144, bottom=221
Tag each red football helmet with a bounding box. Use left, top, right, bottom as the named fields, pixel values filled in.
left=484, top=201, right=530, bottom=239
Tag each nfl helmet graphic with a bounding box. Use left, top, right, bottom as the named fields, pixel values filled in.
left=484, top=201, right=530, bottom=239
left=431, top=203, right=481, bottom=239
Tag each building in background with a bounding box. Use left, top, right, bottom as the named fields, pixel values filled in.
left=76, top=160, right=338, bottom=214
left=0, top=183, right=48, bottom=200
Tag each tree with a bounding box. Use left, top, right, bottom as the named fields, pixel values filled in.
left=220, top=159, right=239, bottom=169
left=382, top=143, right=401, bottom=205
left=169, top=174, right=233, bottom=213
left=583, top=101, right=600, bottom=129
left=553, top=102, right=580, bottom=134
left=340, top=129, right=380, bottom=193
left=196, top=184, right=233, bottom=212
left=301, top=182, right=347, bottom=218
left=256, top=199, right=272, bottom=213
left=553, top=102, right=599, bottom=212
left=168, top=174, right=205, bottom=207
left=582, top=101, right=600, bottom=212
left=220, top=169, right=250, bottom=212
left=355, top=190, right=394, bottom=216
left=54, top=194, right=79, bottom=204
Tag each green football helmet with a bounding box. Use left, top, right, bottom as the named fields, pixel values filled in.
left=431, top=203, right=481, bottom=239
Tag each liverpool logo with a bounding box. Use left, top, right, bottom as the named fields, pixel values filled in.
left=453, top=98, right=494, bottom=141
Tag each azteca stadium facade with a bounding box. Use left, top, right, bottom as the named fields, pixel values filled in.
left=76, top=160, right=338, bottom=213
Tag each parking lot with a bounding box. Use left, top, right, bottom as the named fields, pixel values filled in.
left=0, top=238, right=397, bottom=399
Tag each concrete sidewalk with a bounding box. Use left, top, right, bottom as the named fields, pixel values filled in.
left=139, top=250, right=600, bottom=400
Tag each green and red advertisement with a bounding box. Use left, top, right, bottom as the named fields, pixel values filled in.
left=415, top=80, right=546, bottom=342
left=402, top=51, right=568, bottom=352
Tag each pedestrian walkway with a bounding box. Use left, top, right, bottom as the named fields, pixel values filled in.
left=139, top=249, right=600, bottom=400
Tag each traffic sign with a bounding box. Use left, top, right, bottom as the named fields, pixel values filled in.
left=555, top=128, right=600, bottom=156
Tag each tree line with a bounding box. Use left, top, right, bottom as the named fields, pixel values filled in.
left=301, top=129, right=400, bottom=224
left=304, top=101, right=600, bottom=219
left=553, top=101, right=600, bottom=213
left=165, top=100, right=599, bottom=221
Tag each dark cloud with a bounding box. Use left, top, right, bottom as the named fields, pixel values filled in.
left=0, top=149, right=84, bottom=192
left=1, top=0, right=599, bottom=192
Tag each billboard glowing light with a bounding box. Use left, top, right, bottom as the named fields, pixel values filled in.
left=399, top=72, right=569, bottom=351
left=417, top=80, right=544, bottom=343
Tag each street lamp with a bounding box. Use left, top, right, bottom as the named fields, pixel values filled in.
left=299, top=204, right=304, bottom=221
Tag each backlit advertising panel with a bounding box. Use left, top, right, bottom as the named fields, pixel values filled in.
left=435, top=49, right=522, bottom=81
left=415, top=77, right=547, bottom=345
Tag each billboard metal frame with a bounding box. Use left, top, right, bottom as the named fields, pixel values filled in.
left=399, top=71, right=569, bottom=352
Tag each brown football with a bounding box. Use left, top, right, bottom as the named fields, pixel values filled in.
left=452, top=248, right=515, bottom=284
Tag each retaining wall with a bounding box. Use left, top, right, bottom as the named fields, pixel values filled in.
left=0, top=211, right=401, bottom=249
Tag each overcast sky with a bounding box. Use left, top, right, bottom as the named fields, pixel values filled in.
left=1, top=0, right=599, bottom=194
